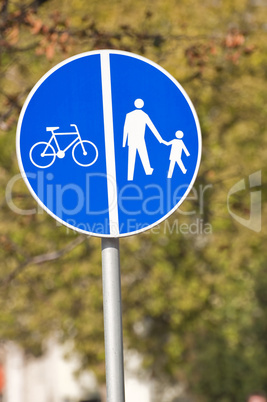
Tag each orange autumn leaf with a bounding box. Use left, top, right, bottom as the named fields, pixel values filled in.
left=46, top=43, right=55, bottom=60
left=7, top=25, right=19, bottom=45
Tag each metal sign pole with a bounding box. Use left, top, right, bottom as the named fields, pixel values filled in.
left=101, top=238, right=125, bottom=402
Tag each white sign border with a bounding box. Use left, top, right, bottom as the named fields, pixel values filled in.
left=16, top=49, right=202, bottom=238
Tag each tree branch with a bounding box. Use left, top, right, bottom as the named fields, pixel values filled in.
left=0, top=235, right=87, bottom=286
left=1, top=0, right=9, bottom=17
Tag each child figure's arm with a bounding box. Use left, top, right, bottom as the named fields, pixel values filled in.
left=163, top=139, right=175, bottom=146
left=182, top=142, right=190, bottom=156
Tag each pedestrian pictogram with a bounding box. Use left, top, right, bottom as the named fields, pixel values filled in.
left=166, top=130, right=190, bottom=178
left=17, top=50, right=201, bottom=237
left=123, top=98, right=165, bottom=181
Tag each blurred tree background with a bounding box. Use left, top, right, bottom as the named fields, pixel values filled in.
left=0, top=0, right=267, bottom=401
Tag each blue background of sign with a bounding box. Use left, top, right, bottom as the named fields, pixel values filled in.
left=19, top=55, right=111, bottom=234
left=18, top=51, right=201, bottom=237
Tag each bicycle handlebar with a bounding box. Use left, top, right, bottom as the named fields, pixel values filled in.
left=70, top=124, right=78, bottom=132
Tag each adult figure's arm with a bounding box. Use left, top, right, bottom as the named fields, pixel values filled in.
left=145, top=114, right=164, bottom=143
left=122, top=115, right=129, bottom=147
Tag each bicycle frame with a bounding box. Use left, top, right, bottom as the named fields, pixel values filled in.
left=42, top=124, right=86, bottom=156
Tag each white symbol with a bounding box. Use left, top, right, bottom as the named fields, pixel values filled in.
left=29, top=124, right=98, bottom=168
left=122, top=99, right=166, bottom=181
left=166, top=130, right=190, bottom=178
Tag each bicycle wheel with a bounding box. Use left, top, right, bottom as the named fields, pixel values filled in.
left=30, top=142, right=56, bottom=168
left=72, top=140, right=98, bottom=167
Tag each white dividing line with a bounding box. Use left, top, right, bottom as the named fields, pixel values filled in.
left=100, top=51, right=119, bottom=237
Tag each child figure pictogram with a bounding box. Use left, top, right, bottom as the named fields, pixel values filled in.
left=166, top=130, right=190, bottom=178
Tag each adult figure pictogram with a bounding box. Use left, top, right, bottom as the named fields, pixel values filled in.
left=122, top=98, right=165, bottom=181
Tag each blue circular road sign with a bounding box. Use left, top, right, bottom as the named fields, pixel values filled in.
left=17, top=50, right=201, bottom=237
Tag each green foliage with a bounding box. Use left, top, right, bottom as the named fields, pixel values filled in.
left=0, top=0, right=267, bottom=401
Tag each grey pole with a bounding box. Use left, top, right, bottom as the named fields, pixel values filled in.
left=101, top=238, right=125, bottom=402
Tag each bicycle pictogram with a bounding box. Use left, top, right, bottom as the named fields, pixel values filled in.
left=29, top=124, right=98, bottom=168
